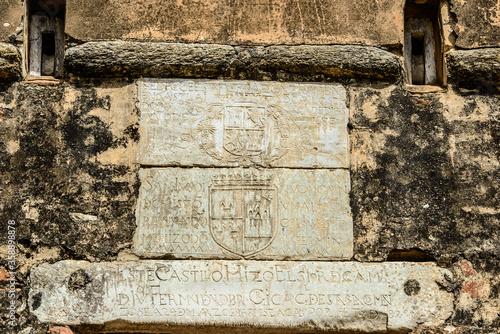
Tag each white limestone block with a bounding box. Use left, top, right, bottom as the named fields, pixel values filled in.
left=138, top=79, right=349, bottom=168
left=29, top=260, right=454, bottom=332
left=133, top=168, right=353, bottom=260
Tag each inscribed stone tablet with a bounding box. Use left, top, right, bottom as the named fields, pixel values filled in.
left=133, top=168, right=352, bottom=260
left=30, top=260, right=454, bottom=332
left=138, top=79, right=348, bottom=168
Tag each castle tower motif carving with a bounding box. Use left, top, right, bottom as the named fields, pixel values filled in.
left=209, top=171, right=277, bottom=257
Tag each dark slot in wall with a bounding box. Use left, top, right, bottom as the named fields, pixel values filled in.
left=411, top=34, right=425, bottom=84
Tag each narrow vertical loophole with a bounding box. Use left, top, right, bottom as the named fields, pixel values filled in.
left=411, top=33, right=425, bottom=85
left=41, top=32, right=56, bottom=56
left=41, top=32, right=56, bottom=76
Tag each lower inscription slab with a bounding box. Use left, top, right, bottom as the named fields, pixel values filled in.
left=29, top=261, right=453, bottom=332
left=133, top=168, right=352, bottom=260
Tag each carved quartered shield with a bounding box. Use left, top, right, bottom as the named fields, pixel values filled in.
left=209, top=182, right=277, bottom=258
left=223, top=103, right=267, bottom=157
left=195, top=102, right=290, bottom=166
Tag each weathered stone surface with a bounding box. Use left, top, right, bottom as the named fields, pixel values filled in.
left=0, top=81, right=140, bottom=261
left=349, top=85, right=500, bottom=327
left=65, top=0, right=403, bottom=46
left=409, top=325, right=500, bottom=334
left=1, top=59, right=499, bottom=334
left=351, top=85, right=500, bottom=260
left=65, top=42, right=236, bottom=79
left=134, top=168, right=352, bottom=260
left=0, top=42, right=20, bottom=81
left=0, top=1, right=23, bottom=42
left=30, top=260, right=453, bottom=332
left=65, top=42, right=402, bottom=82
left=447, top=48, right=500, bottom=90
left=450, top=0, right=500, bottom=49
left=138, top=79, right=348, bottom=168
left=0, top=81, right=141, bottom=334
left=259, top=45, right=402, bottom=81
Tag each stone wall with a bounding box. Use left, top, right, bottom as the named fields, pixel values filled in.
left=2, top=0, right=500, bottom=47
left=0, top=0, right=499, bottom=334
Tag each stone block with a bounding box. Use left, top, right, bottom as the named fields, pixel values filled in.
left=133, top=168, right=352, bottom=260
left=29, top=260, right=454, bottom=332
left=0, top=42, right=20, bottom=81
left=65, top=0, right=402, bottom=46
left=138, top=79, right=349, bottom=168
left=65, top=42, right=237, bottom=79
left=447, top=48, right=500, bottom=89
left=64, top=43, right=402, bottom=82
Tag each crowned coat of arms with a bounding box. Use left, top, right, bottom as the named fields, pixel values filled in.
left=209, top=171, right=277, bottom=257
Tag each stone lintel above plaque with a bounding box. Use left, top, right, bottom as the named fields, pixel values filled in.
left=138, top=79, right=349, bottom=168
left=29, top=260, right=454, bottom=333
left=133, top=168, right=353, bottom=260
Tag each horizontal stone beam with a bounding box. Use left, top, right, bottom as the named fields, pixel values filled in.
left=0, top=43, right=21, bottom=81
left=64, top=42, right=402, bottom=82
left=446, top=48, right=500, bottom=90
left=6, top=42, right=500, bottom=87
left=30, top=260, right=453, bottom=333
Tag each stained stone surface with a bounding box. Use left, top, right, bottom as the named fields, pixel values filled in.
left=138, top=79, right=349, bottom=168
left=0, top=42, right=20, bottom=81
left=450, top=0, right=500, bottom=48
left=446, top=48, right=500, bottom=89
left=64, top=0, right=403, bottom=46
left=29, top=260, right=454, bottom=332
left=65, top=43, right=402, bottom=82
left=133, top=168, right=352, bottom=260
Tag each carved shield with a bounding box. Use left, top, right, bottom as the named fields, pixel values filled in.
left=209, top=185, right=277, bottom=258
left=223, top=104, right=266, bottom=157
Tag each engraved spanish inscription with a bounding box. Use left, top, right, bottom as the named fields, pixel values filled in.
left=133, top=168, right=353, bottom=260
left=138, top=79, right=349, bottom=168
left=30, top=261, right=454, bottom=332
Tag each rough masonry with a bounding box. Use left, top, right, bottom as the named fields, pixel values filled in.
left=0, top=0, right=499, bottom=334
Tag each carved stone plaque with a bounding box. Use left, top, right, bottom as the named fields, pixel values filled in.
left=138, top=79, right=349, bottom=168
left=30, top=260, right=454, bottom=332
left=133, top=168, right=352, bottom=260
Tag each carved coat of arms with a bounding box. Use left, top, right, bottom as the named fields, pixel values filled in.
left=195, top=102, right=289, bottom=166
left=209, top=171, right=277, bottom=258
